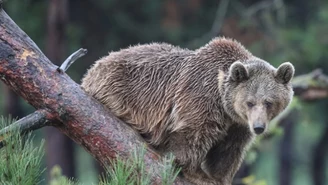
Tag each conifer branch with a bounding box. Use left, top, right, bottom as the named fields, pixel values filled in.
left=0, top=110, right=53, bottom=149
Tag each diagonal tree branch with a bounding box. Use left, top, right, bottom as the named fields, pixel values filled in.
left=0, top=110, right=52, bottom=136
left=0, top=8, right=191, bottom=185
left=0, top=110, right=54, bottom=148
left=0, top=3, right=328, bottom=184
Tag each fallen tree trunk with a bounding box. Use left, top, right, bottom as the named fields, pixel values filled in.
left=0, top=8, right=190, bottom=185
left=1, top=4, right=328, bottom=185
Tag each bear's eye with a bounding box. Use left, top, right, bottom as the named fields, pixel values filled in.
left=246, top=102, right=255, bottom=108
left=264, top=101, right=273, bottom=109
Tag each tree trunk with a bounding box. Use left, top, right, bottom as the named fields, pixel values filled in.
left=3, top=86, right=24, bottom=118
left=312, top=124, right=328, bottom=185
left=234, top=163, right=251, bottom=184
left=45, top=0, right=75, bottom=179
left=279, top=115, right=294, bottom=185
left=0, top=8, right=191, bottom=184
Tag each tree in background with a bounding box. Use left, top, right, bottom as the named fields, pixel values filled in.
left=1, top=0, right=328, bottom=185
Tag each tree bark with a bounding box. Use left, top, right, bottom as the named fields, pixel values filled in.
left=45, top=0, right=75, bottom=179
left=0, top=8, right=190, bottom=185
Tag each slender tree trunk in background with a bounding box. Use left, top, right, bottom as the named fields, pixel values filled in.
left=3, top=86, right=24, bottom=118
left=279, top=116, right=294, bottom=185
left=45, top=0, right=75, bottom=179
left=162, top=0, right=181, bottom=30
left=312, top=125, right=328, bottom=185
left=234, top=163, right=251, bottom=184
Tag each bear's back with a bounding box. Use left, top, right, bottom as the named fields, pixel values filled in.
left=81, top=43, right=194, bottom=144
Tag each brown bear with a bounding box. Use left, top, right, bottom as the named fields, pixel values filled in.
left=81, top=37, right=294, bottom=185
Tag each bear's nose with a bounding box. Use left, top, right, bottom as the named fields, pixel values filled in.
left=253, top=124, right=265, bottom=135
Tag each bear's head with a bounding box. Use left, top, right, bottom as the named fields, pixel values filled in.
left=222, top=60, right=295, bottom=135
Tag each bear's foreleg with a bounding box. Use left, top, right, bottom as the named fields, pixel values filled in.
left=165, top=128, right=223, bottom=184
left=201, top=124, right=253, bottom=184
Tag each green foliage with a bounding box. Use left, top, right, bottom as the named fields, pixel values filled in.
left=240, top=175, right=267, bottom=185
left=160, top=153, right=181, bottom=185
left=49, top=165, right=79, bottom=185
left=2, top=1, right=328, bottom=184
left=0, top=117, right=45, bottom=185
left=130, top=145, right=151, bottom=185
left=264, top=3, right=328, bottom=73
left=101, top=157, right=138, bottom=185
left=100, top=146, right=180, bottom=185
left=0, top=116, right=179, bottom=185
left=99, top=146, right=150, bottom=185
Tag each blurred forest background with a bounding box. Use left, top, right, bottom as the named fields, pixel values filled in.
left=1, top=0, right=328, bottom=185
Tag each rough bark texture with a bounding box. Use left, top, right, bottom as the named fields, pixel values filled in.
left=0, top=9, right=190, bottom=185
left=45, top=0, right=76, bottom=179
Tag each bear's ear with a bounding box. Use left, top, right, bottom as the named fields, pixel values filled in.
left=229, top=61, right=249, bottom=82
left=275, top=62, right=295, bottom=84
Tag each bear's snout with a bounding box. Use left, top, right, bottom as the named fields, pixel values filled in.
left=253, top=123, right=265, bottom=134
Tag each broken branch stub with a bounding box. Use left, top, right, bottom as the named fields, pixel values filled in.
left=59, top=48, right=87, bottom=72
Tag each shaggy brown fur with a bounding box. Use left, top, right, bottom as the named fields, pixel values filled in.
left=81, top=37, right=294, bottom=185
